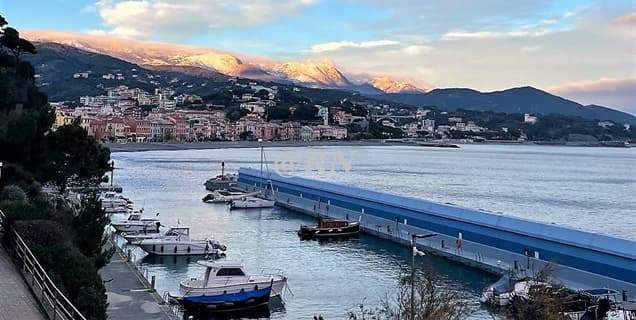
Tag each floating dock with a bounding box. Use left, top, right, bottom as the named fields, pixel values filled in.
left=237, top=167, right=636, bottom=298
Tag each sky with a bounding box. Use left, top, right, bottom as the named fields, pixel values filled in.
left=1, top=0, right=635, bottom=113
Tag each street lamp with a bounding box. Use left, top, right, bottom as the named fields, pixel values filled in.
left=410, top=233, right=437, bottom=320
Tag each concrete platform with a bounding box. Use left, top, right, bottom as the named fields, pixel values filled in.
left=0, top=246, right=46, bottom=320
left=100, top=249, right=173, bottom=320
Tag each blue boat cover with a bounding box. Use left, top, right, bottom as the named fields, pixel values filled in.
left=183, top=286, right=272, bottom=304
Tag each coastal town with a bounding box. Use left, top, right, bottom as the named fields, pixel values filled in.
left=52, top=77, right=633, bottom=144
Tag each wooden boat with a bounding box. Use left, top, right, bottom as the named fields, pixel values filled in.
left=298, top=219, right=360, bottom=239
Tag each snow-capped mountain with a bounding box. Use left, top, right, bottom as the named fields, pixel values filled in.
left=370, top=76, right=425, bottom=93
left=23, top=30, right=423, bottom=93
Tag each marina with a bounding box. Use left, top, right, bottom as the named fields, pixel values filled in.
left=110, top=144, right=636, bottom=319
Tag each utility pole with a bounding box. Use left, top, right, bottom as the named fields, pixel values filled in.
left=110, top=160, right=115, bottom=186
left=410, top=233, right=437, bottom=320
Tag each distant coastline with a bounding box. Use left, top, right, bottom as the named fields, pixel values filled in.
left=105, top=139, right=633, bottom=153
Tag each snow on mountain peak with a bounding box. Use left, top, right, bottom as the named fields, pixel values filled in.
left=370, top=76, right=425, bottom=93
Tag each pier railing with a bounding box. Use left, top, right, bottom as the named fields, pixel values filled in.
left=0, top=210, right=87, bottom=320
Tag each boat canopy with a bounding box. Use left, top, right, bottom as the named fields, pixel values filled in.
left=197, top=260, right=244, bottom=269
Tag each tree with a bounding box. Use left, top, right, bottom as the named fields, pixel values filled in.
left=73, top=193, right=112, bottom=268
left=0, top=23, right=36, bottom=62
left=40, top=120, right=112, bottom=193
left=348, top=270, right=470, bottom=320
left=292, top=105, right=318, bottom=120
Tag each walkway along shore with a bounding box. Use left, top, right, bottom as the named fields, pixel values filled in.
left=100, top=237, right=177, bottom=320
left=0, top=245, right=46, bottom=320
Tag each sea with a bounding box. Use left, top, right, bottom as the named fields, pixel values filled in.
left=111, top=144, right=636, bottom=319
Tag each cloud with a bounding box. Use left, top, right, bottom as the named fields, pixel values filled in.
left=308, top=40, right=400, bottom=53
left=614, top=11, right=636, bottom=26
left=520, top=45, right=543, bottom=52
left=95, top=0, right=316, bottom=39
left=549, top=78, right=636, bottom=114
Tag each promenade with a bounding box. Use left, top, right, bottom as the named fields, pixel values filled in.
left=0, top=246, right=46, bottom=320
left=100, top=248, right=173, bottom=320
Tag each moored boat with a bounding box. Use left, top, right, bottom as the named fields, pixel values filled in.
left=177, top=260, right=287, bottom=299
left=111, top=212, right=161, bottom=233
left=138, top=233, right=226, bottom=256
left=298, top=219, right=360, bottom=239
left=169, top=281, right=273, bottom=312
left=230, top=197, right=275, bottom=209
left=202, top=190, right=257, bottom=203
left=124, top=226, right=190, bottom=245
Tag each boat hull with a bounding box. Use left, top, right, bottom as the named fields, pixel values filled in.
left=178, top=286, right=272, bottom=312
left=298, top=222, right=360, bottom=239
left=138, top=241, right=224, bottom=256
left=230, top=200, right=275, bottom=209
left=180, top=277, right=287, bottom=298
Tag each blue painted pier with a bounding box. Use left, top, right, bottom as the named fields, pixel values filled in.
left=237, top=167, right=636, bottom=297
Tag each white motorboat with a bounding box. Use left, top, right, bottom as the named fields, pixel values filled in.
left=138, top=232, right=226, bottom=256
left=178, top=260, right=287, bottom=299
left=111, top=212, right=161, bottom=233
left=124, top=226, right=190, bottom=245
left=230, top=197, right=275, bottom=209
left=202, top=190, right=258, bottom=203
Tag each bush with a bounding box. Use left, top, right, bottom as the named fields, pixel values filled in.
left=1, top=184, right=27, bottom=203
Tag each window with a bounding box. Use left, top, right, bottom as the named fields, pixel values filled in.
left=216, top=268, right=245, bottom=276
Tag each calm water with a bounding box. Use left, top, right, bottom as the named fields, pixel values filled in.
left=111, top=144, right=636, bottom=319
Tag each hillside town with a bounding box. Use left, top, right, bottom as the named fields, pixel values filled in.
left=53, top=76, right=632, bottom=144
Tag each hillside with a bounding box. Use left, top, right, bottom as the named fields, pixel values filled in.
left=24, top=30, right=423, bottom=93
left=25, top=42, right=228, bottom=101
left=380, top=87, right=636, bottom=124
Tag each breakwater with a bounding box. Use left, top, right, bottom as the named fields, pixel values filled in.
left=238, top=167, right=636, bottom=297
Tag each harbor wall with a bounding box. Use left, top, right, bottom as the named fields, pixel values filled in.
left=237, top=167, right=636, bottom=296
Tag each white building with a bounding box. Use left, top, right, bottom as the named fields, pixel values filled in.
left=524, top=113, right=538, bottom=124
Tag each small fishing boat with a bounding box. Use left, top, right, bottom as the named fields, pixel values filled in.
left=202, top=190, right=258, bottom=203
left=230, top=197, right=275, bottom=209
left=175, top=260, right=287, bottom=300
left=124, top=226, right=190, bottom=245
left=298, top=219, right=360, bottom=239
left=137, top=232, right=226, bottom=256
left=111, top=212, right=161, bottom=233
left=170, top=281, right=273, bottom=312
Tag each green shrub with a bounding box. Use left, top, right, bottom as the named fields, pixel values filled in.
left=1, top=184, right=27, bottom=203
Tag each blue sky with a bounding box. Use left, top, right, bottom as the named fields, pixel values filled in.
left=2, top=0, right=635, bottom=112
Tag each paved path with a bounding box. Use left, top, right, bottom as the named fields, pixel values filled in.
left=0, top=246, right=46, bottom=320
left=100, top=250, right=172, bottom=320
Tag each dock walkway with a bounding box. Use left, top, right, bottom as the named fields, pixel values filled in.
left=0, top=245, right=46, bottom=320
left=100, top=247, right=173, bottom=320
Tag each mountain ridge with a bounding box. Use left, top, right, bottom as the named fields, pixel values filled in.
left=379, top=86, right=636, bottom=124
left=24, top=30, right=422, bottom=94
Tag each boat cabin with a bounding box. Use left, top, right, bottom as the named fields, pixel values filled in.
left=165, top=227, right=190, bottom=237
left=318, top=219, right=348, bottom=228
left=197, top=260, right=248, bottom=287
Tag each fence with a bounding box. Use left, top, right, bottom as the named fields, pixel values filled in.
left=0, top=210, right=87, bottom=320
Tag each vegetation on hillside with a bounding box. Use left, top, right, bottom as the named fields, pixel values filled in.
left=0, top=14, right=112, bottom=320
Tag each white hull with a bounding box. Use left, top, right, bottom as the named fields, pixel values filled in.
left=230, top=199, right=275, bottom=209
left=180, top=276, right=287, bottom=297
left=111, top=222, right=159, bottom=233
left=138, top=241, right=222, bottom=256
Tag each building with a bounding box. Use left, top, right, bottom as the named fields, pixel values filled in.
left=524, top=113, right=538, bottom=124
left=300, top=126, right=321, bottom=141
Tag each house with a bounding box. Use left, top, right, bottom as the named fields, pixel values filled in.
left=300, top=126, right=321, bottom=141
left=524, top=113, right=538, bottom=124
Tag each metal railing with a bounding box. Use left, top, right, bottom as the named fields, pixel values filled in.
left=0, top=210, right=87, bottom=320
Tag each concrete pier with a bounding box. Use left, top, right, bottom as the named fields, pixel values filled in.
left=238, top=167, right=636, bottom=298
left=0, top=246, right=46, bottom=320
left=100, top=241, right=174, bottom=320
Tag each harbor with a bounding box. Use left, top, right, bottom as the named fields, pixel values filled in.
left=108, top=144, right=636, bottom=319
